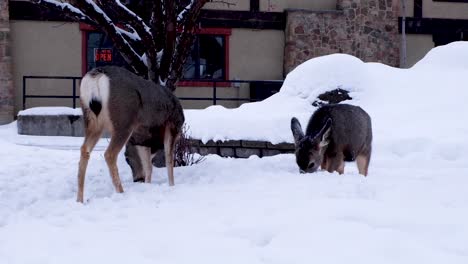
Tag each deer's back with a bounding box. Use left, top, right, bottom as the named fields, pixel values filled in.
left=306, top=104, right=372, bottom=160
left=92, top=66, right=184, bottom=148
left=94, top=66, right=184, bottom=128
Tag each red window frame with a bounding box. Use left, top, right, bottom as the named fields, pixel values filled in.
left=80, top=23, right=96, bottom=76
left=80, top=23, right=231, bottom=87
left=178, top=28, right=231, bottom=87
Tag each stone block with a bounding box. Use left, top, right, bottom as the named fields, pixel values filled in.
left=17, top=115, right=84, bottom=137
left=279, top=149, right=295, bottom=154
left=188, top=139, right=202, bottom=146
left=203, top=140, right=218, bottom=147
left=219, top=147, right=235, bottom=157
left=189, top=146, right=199, bottom=154
left=241, top=140, right=267, bottom=148
left=262, top=149, right=282, bottom=157
left=235, top=148, right=261, bottom=158
left=267, top=142, right=295, bottom=150
left=218, top=140, right=241, bottom=147
left=199, top=147, right=218, bottom=156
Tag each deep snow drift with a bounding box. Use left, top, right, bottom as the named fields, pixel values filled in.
left=1, top=42, right=468, bottom=263
left=186, top=41, right=468, bottom=149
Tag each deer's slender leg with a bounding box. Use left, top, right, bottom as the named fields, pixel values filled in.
left=77, top=124, right=103, bottom=203
left=356, top=153, right=371, bottom=176
left=327, top=153, right=345, bottom=174
left=321, top=157, right=328, bottom=170
left=336, top=160, right=345, bottom=175
left=164, top=126, right=179, bottom=186
left=135, top=145, right=153, bottom=183
left=104, top=129, right=133, bottom=193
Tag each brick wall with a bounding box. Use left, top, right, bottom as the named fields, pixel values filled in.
left=284, top=0, right=400, bottom=74
left=0, top=0, right=14, bottom=124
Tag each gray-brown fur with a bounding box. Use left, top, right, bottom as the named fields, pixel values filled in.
left=290, top=104, right=372, bottom=176
left=77, top=66, right=184, bottom=203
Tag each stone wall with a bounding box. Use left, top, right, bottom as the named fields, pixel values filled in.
left=190, top=139, right=294, bottom=158
left=0, top=0, right=14, bottom=124
left=17, top=114, right=295, bottom=158
left=284, top=0, right=400, bottom=73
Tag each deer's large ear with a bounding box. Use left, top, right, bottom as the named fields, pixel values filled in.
left=318, top=118, right=332, bottom=147
left=291, top=117, right=304, bottom=145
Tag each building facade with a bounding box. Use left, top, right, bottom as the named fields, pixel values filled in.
left=0, top=0, right=14, bottom=124
left=1, top=0, right=467, bottom=121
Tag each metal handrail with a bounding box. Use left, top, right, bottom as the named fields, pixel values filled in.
left=22, top=76, right=283, bottom=109
left=23, top=76, right=81, bottom=110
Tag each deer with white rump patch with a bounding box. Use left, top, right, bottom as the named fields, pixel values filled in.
left=290, top=104, right=372, bottom=176
left=77, top=66, right=184, bottom=203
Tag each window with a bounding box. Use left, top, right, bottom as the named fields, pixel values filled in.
left=81, top=24, right=230, bottom=84
left=182, top=35, right=226, bottom=80
left=433, top=31, right=468, bottom=47
left=85, top=31, right=128, bottom=72
left=179, top=28, right=231, bottom=86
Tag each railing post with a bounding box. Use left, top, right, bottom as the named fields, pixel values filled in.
left=213, top=81, right=217, bottom=105
left=22, top=76, right=26, bottom=110
left=72, top=78, right=76, bottom=108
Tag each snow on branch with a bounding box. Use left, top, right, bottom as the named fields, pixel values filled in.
left=71, top=0, right=147, bottom=74
left=34, top=0, right=214, bottom=90
left=177, top=0, right=194, bottom=22
left=100, top=0, right=158, bottom=79
left=166, top=0, right=208, bottom=90
left=32, top=0, right=90, bottom=21
left=115, top=0, right=152, bottom=35
left=116, top=26, right=141, bottom=41
left=150, top=1, right=165, bottom=51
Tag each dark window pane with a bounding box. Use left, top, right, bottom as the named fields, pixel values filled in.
left=199, top=35, right=224, bottom=79
left=182, top=35, right=226, bottom=80
left=182, top=41, right=197, bottom=79
left=87, top=32, right=226, bottom=81
left=86, top=32, right=127, bottom=71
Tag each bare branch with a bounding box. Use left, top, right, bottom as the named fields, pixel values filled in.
left=71, top=0, right=147, bottom=75
left=34, top=0, right=212, bottom=91
left=177, top=0, right=194, bottom=22
left=159, top=0, right=177, bottom=82
left=150, top=1, right=165, bottom=51
left=100, top=0, right=157, bottom=80
left=115, top=26, right=141, bottom=41
left=166, top=0, right=209, bottom=90
left=115, top=0, right=152, bottom=35
left=32, top=0, right=93, bottom=23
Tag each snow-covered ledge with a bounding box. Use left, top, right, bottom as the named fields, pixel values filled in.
left=17, top=107, right=84, bottom=137
left=16, top=107, right=295, bottom=158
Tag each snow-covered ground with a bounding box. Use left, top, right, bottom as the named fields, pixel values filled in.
left=2, top=42, right=468, bottom=263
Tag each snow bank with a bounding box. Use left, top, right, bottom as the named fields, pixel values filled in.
left=15, top=42, right=468, bottom=149
left=412, top=41, right=468, bottom=70
left=1, top=120, right=468, bottom=264
left=186, top=42, right=468, bottom=147
left=2, top=43, right=468, bottom=264
left=18, top=107, right=83, bottom=116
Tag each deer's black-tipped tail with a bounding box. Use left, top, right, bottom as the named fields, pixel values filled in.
left=89, top=98, right=102, bottom=116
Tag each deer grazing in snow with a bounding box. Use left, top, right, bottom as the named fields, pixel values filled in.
left=77, top=66, right=184, bottom=203
left=290, top=104, right=372, bottom=176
